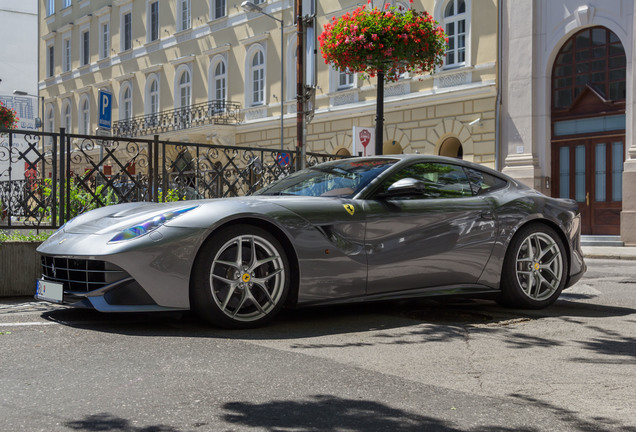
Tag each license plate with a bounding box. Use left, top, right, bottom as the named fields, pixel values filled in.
left=36, top=280, right=64, bottom=303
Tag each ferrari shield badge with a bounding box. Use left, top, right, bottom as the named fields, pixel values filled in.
left=343, top=204, right=355, bottom=216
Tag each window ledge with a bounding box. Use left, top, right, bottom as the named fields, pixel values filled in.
left=145, top=39, right=161, bottom=48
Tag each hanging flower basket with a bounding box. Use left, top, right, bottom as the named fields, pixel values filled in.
left=0, top=101, right=19, bottom=130
left=319, top=1, right=447, bottom=82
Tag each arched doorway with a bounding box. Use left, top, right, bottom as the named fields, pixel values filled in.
left=551, top=26, right=626, bottom=235
left=439, top=136, right=463, bottom=159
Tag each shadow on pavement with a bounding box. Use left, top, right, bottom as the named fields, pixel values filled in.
left=38, top=296, right=635, bottom=348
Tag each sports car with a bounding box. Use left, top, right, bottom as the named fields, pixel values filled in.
left=36, top=155, right=586, bottom=328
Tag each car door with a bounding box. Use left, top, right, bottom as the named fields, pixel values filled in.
left=362, top=161, right=498, bottom=295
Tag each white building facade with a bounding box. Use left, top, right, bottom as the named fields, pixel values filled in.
left=500, top=0, right=636, bottom=244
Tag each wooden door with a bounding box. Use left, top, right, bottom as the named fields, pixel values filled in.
left=552, top=137, right=624, bottom=235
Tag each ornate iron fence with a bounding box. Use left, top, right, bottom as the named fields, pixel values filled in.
left=0, top=128, right=342, bottom=230
left=112, top=100, right=241, bottom=137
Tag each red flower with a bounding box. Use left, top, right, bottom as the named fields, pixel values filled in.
left=320, top=4, right=446, bottom=82
left=0, top=102, right=19, bottom=130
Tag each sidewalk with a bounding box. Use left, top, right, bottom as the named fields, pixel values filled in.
left=581, top=245, right=636, bottom=260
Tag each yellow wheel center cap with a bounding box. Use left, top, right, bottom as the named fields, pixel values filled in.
left=242, top=273, right=251, bottom=283
left=533, top=262, right=540, bottom=271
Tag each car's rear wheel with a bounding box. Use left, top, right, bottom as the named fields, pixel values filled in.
left=191, top=225, right=290, bottom=328
left=499, top=224, right=568, bottom=309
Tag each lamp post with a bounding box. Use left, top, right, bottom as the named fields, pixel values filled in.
left=12, top=90, right=44, bottom=132
left=241, top=1, right=285, bottom=152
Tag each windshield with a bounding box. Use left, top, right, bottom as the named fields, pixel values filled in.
left=254, top=158, right=397, bottom=198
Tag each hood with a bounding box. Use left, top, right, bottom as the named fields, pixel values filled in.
left=61, top=201, right=199, bottom=235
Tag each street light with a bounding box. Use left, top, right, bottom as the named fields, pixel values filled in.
left=13, top=90, right=44, bottom=131
left=241, top=0, right=285, bottom=152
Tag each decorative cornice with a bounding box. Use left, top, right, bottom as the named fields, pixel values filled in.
left=76, top=14, right=92, bottom=27
left=95, top=5, right=112, bottom=18
left=202, top=43, right=232, bottom=56
left=76, top=86, right=93, bottom=95
left=240, top=32, right=270, bottom=46
left=114, top=73, right=135, bottom=83
left=43, top=31, right=57, bottom=42
left=58, top=24, right=73, bottom=34
left=141, top=64, right=163, bottom=75
left=170, top=54, right=196, bottom=66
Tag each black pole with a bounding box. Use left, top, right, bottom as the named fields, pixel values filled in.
left=296, top=0, right=305, bottom=171
left=375, top=71, right=384, bottom=155
left=59, top=127, right=65, bottom=226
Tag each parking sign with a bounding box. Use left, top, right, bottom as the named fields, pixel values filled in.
left=98, top=90, right=112, bottom=129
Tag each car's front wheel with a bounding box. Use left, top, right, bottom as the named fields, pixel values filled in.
left=499, top=224, right=568, bottom=309
left=191, top=225, right=290, bottom=328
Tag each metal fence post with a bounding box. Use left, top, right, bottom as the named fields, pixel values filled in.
left=51, top=132, right=58, bottom=227
left=6, top=132, right=13, bottom=227
left=59, top=127, right=66, bottom=225
left=153, top=135, right=159, bottom=202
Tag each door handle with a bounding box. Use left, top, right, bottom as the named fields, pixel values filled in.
left=586, top=192, right=589, bottom=206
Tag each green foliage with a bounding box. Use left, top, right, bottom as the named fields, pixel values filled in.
left=0, top=230, right=53, bottom=243
left=159, top=188, right=185, bottom=202
left=40, top=177, right=120, bottom=223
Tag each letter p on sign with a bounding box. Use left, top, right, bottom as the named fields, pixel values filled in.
left=98, top=90, right=112, bottom=129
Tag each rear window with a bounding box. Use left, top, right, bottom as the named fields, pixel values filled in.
left=465, top=168, right=507, bottom=195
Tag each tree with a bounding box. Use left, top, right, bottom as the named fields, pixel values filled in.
left=319, top=0, right=446, bottom=154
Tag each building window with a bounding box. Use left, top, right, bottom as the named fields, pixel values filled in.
left=552, top=27, right=626, bottom=109
left=178, top=70, right=191, bottom=108
left=47, top=45, right=55, bottom=77
left=121, top=84, right=132, bottom=120
left=214, top=60, right=226, bottom=102
left=46, top=0, right=55, bottom=16
left=211, top=59, right=227, bottom=112
left=63, top=101, right=72, bottom=131
left=81, top=30, right=90, bottom=66
left=250, top=50, right=265, bottom=106
left=100, top=22, right=110, bottom=59
left=150, top=79, right=159, bottom=114
left=79, top=97, right=90, bottom=134
left=213, top=0, right=226, bottom=19
left=45, top=106, right=54, bottom=133
left=146, top=76, right=160, bottom=114
left=179, top=0, right=191, bottom=32
left=122, top=12, right=132, bottom=51
left=45, top=106, right=55, bottom=148
left=443, top=0, right=466, bottom=68
left=63, top=37, right=71, bottom=72
left=63, top=0, right=71, bottom=8
left=338, top=70, right=354, bottom=89
left=149, top=1, right=159, bottom=42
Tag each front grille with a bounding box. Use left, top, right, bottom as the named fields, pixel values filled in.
left=40, top=256, right=128, bottom=292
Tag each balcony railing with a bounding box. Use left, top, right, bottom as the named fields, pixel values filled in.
left=112, top=100, right=241, bottom=137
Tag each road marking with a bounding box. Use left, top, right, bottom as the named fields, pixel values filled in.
left=0, top=321, right=59, bottom=327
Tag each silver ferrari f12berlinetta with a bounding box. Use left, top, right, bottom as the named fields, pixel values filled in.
left=36, top=155, right=586, bottom=328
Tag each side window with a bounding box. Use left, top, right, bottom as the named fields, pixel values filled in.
left=465, top=168, right=507, bottom=195
left=377, top=162, right=473, bottom=199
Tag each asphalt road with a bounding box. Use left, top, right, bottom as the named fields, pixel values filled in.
left=1, top=258, right=635, bottom=432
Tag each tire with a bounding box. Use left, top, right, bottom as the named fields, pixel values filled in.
left=498, top=224, right=568, bottom=309
left=191, top=225, right=290, bottom=328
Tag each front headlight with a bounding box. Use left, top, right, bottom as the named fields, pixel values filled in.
left=109, top=205, right=198, bottom=243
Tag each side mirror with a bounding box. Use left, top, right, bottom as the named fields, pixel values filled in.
left=377, top=177, right=426, bottom=198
